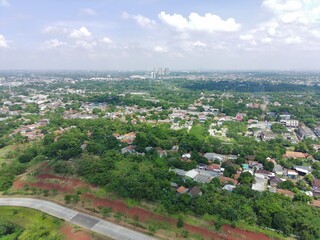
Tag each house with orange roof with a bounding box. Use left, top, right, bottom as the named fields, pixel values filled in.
left=219, top=176, right=238, bottom=186
left=283, top=151, right=308, bottom=159
left=176, top=186, right=188, bottom=194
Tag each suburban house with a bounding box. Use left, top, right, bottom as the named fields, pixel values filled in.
left=312, top=179, right=320, bottom=197
left=204, top=153, right=225, bottom=162
left=273, top=164, right=284, bottom=176
left=255, top=169, right=274, bottom=178
left=269, top=176, right=283, bottom=187
left=293, top=166, right=312, bottom=176
left=121, top=145, right=136, bottom=154
left=284, top=169, right=299, bottom=179
left=252, top=175, right=268, bottom=192
left=297, top=124, right=317, bottom=140
left=188, top=186, right=203, bottom=197
left=205, top=164, right=221, bottom=172
left=219, top=176, right=238, bottom=186
left=248, top=161, right=264, bottom=171
left=283, top=151, right=308, bottom=159
left=176, top=186, right=188, bottom=194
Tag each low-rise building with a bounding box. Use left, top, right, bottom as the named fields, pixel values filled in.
left=297, top=124, right=317, bottom=140
left=293, top=166, right=312, bottom=176
left=252, top=175, right=268, bottom=192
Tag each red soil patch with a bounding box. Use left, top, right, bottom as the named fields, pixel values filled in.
left=12, top=172, right=276, bottom=240
left=13, top=173, right=90, bottom=193
left=30, top=181, right=73, bottom=192
left=86, top=193, right=174, bottom=223
left=222, top=225, right=271, bottom=240
left=184, top=223, right=229, bottom=240
left=37, top=174, right=83, bottom=186
left=12, top=177, right=24, bottom=189
left=85, top=193, right=272, bottom=240
left=60, top=223, right=92, bottom=240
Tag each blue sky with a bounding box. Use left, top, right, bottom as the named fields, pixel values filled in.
left=0, top=0, right=320, bottom=70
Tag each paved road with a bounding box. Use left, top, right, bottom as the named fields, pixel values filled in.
left=0, top=198, right=155, bottom=240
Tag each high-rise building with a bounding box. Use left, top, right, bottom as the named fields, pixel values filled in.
left=151, top=72, right=157, bottom=79
left=153, top=67, right=169, bottom=76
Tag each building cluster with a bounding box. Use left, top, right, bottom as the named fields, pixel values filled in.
left=150, top=67, right=170, bottom=79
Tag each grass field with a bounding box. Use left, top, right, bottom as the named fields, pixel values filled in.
left=189, top=125, right=208, bottom=140
left=0, top=145, right=15, bottom=163
left=0, top=206, right=63, bottom=240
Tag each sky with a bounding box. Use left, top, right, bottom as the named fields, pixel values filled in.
left=0, top=0, right=320, bottom=70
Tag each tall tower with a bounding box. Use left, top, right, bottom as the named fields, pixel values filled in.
left=221, top=89, right=225, bottom=113
left=151, top=72, right=157, bottom=79
left=221, top=98, right=224, bottom=113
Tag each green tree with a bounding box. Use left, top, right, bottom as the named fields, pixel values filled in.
left=0, top=220, right=17, bottom=237
left=176, top=215, right=184, bottom=228
left=271, top=123, right=287, bottom=134
left=293, top=192, right=312, bottom=204
left=272, top=212, right=292, bottom=236
left=277, top=180, right=295, bottom=191
left=223, top=165, right=237, bottom=178
left=238, top=172, right=255, bottom=186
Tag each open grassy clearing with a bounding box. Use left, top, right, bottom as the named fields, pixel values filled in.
left=0, top=206, right=63, bottom=239
left=0, top=145, right=16, bottom=163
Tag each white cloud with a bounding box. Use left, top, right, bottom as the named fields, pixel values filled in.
left=0, top=0, right=9, bottom=7
left=133, top=15, right=156, bottom=28
left=122, top=12, right=130, bottom=19
left=279, top=11, right=306, bottom=23
left=43, top=39, right=66, bottom=49
left=43, top=26, right=68, bottom=35
left=0, top=34, right=9, bottom=48
left=268, top=27, right=277, bottom=36
left=239, top=34, right=257, bottom=47
left=261, top=37, right=273, bottom=44
left=237, top=1, right=320, bottom=49
left=101, top=37, right=112, bottom=44
left=263, top=0, right=320, bottom=24
left=240, top=34, right=254, bottom=41
left=193, top=41, right=207, bottom=47
left=257, top=20, right=279, bottom=36
left=69, top=26, right=92, bottom=39
left=122, top=12, right=156, bottom=28
left=74, top=40, right=96, bottom=49
left=80, top=8, right=97, bottom=16
left=153, top=46, right=167, bottom=53
left=263, top=0, right=302, bottom=12
left=283, top=35, right=301, bottom=44
left=311, top=29, right=320, bottom=38
left=158, top=11, right=241, bottom=33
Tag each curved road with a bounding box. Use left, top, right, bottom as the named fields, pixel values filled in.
left=0, top=198, right=155, bottom=240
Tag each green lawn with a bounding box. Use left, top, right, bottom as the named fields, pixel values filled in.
left=189, top=125, right=207, bottom=140
left=0, top=206, right=63, bottom=240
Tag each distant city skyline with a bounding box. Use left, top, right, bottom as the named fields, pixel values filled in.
left=0, top=0, right=320, bottom=70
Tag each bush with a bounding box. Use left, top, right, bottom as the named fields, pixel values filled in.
left=64, top=194, right=79, bottom=204
left=177, top=215, right=184, bottom=228
left=0, top=220, right=16, bottom=237
left=100, top=207, right=112, bottom=218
